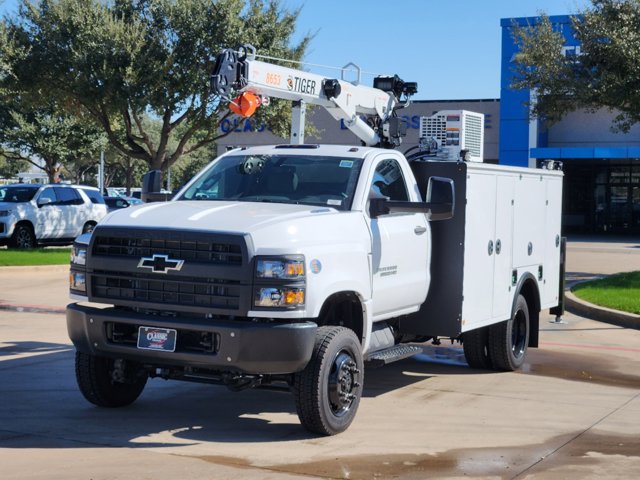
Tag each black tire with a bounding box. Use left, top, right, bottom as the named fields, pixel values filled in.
left=10, top=223, right=36, bottom=249
left=293, top=326, right=364, bottom=436
left=75, top=352, right=147, bottom=407
left=489, top=294, right=530, bottom=371
left=82, top=222, right=96, bottom=234
left=462, top=325, right=492, bottom=369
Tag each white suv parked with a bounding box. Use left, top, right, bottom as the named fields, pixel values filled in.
left=0, top=184, right=108, bottom=248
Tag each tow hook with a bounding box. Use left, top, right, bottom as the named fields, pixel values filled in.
left=111, top=359, right=127, bottom=383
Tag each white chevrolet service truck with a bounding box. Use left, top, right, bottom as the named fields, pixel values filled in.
left=67, top=46, right=564, bottom=435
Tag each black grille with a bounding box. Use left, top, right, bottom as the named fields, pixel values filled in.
left=93, top=235, right=242, bottom=266
left=87, top=228, right=252, bottom=314
left=92, top=271, right=241, bottom=310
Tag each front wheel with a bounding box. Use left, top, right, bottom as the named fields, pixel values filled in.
left=489, top=294, right=530, bottom=371
left=10, top=224, right=36, bottom=249
left=293, top=326, right=364, bottom=435
left=75, top=352, right=147, bottom=407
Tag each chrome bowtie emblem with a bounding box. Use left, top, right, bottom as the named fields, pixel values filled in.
left=137, top=254, right=184, bottom=274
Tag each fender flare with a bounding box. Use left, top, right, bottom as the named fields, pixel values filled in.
left=512, top=272, right=541, bottom=348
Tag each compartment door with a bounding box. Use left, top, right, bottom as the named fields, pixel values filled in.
left=492, top=175, right=515, bottom=319
left=462, top=173, right=497, bottom=327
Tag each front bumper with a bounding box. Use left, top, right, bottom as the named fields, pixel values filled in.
left=67, top=303, right=317, bottom=374
left=0, top=221, right=11, bottom=244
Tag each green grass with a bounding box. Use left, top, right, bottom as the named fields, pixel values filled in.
left=573, top=271, right=640, bottom=315
left=0, top=248, right=71, bottom=266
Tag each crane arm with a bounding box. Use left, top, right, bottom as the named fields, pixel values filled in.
left=211, top=45, right=417, bottom=148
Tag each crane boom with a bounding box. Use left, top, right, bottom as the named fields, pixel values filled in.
left=211, top=45, right=417, bottom=148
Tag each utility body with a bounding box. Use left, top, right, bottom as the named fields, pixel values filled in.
left=66, top=46, right=564, bottom=435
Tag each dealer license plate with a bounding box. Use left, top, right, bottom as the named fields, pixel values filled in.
left=137, top=326, right=177, bottom=352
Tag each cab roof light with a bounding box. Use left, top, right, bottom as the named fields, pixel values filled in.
left=274, top=144, right=320, bottom=149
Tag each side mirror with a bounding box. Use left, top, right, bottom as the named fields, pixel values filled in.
left=368, top=176, right=455, bottom=221
left=37, top=197, right=53, bottom=207
left=369, top=197, right=391, bottom=218
left=141, top=170, right=171, bottom=203
left=425, top=176, right=455, bottom=221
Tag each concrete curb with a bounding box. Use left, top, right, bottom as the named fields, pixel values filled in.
left=0, top=303, right=66, bottom=315
left=0, top=264, right=68, bottom=272
left=565, top=289, right=640, bottom=330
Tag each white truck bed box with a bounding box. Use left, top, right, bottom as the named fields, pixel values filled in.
left=400, top=161, right=563, bottom=339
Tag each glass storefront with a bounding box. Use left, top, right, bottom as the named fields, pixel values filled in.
left=562, top=159, right=640, bottom=234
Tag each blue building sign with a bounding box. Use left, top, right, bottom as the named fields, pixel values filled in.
left=499, top=15, right=579, bottom=167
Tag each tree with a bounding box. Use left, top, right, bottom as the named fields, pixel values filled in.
left=511, top=0, right=640, bottom=132
left=0, top=148, right=30, bottom=179
left=102, top=147, right=148, bottom=194
left=169, top=137, right=215, bottom=190
left=64, top=148, right=102, bottom=185
left=1, top=0, right=310, bottom=174
left=1, top=17, right=107, bottom=183
left=0, top=97, right=106, bottom=183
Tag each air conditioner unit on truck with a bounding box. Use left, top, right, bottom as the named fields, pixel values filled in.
left=66, top=45, right=565, bottom=436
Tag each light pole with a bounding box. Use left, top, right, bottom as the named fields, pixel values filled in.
left=98, top=150, right=105, bottom=193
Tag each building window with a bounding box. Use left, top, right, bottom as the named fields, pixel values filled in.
left=564, top=159, right=640, bottom=234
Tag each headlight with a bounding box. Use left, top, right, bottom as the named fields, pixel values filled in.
left=256, top=257, right=305, bottom=279
left=254, top=255, right=305, bottom=309
left=255, top=287, right=305, bottom=308
left=0, top=209, right=12, bottom=217
left=70, top=242, right=88, bottom=297
left=71, top=245, right=87, bottom=265
left=69, top=271, right=87, bottom=293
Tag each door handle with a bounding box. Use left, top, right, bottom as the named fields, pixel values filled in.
left=414, top=226, right=427, bottom=235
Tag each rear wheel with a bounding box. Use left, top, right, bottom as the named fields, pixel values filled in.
left=10, top=224, right=36, bottom=249
left=75, top=352, right=147, bottom=407
left=463, top=325, right=492, bottom=369
left=293, top=326, right=364, bottom=435
left=489, top=294, right=530, bottom=371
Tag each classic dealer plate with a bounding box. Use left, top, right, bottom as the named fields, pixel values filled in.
left=137, top=326, right=177, bottom=352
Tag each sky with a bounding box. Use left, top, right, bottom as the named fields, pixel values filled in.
left=283, top=0, right=591, bottom=100
left=1, top=0, right=592, bottom=100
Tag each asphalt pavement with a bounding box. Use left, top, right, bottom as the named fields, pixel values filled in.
left=0, top=236, right=639, bottom=479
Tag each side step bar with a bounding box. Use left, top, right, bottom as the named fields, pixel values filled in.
left=365, top=344, right=422, bottom=368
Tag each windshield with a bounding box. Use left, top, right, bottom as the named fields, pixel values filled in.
left=0, top=186, right=39, bottom=203
left=179, top=154, right=364, bottom=210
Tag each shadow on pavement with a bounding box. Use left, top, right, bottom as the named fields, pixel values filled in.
left=3, top=338, right=638, bottom=452
left=0, top=340, right=72, bottom=357
left=0, top=341, right=483, bottom=448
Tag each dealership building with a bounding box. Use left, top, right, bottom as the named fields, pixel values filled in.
left=217, top=14, right=640, bottom=235
left=501, top=15, right=640, bottom=235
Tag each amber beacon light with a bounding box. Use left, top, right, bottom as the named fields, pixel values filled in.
left=229, top=91, right=262, bottom=117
